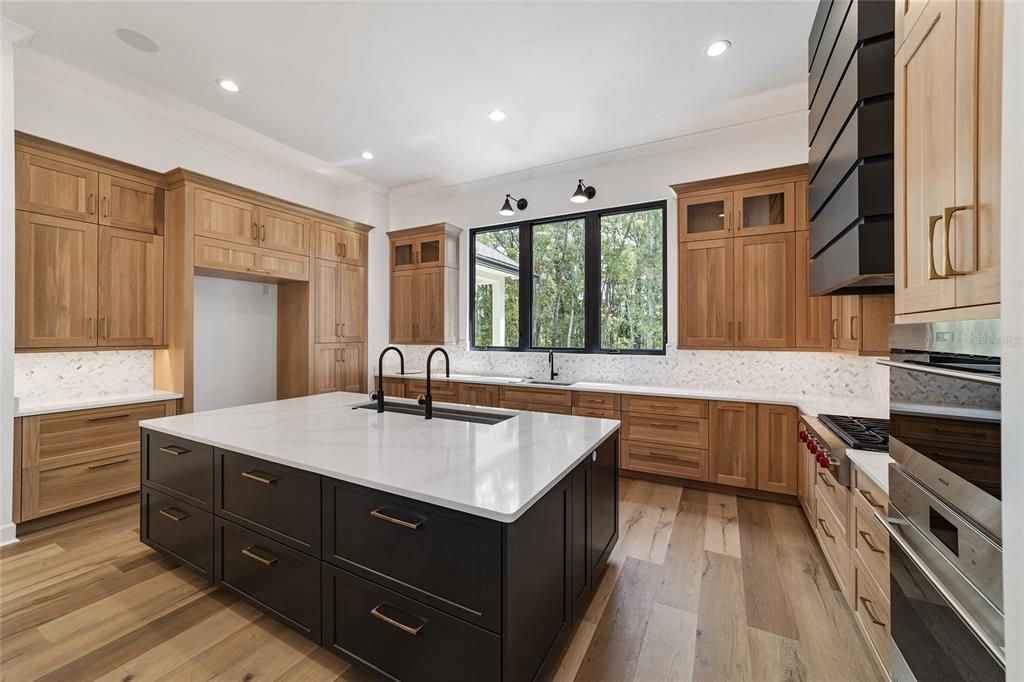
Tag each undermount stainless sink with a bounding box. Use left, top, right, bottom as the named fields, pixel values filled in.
left=354, top=400, right=514, bottom=425
left=525, top=379, right=576, bottom=386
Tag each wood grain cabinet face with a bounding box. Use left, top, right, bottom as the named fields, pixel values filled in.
left=678, top=192, right=733, bottom=241
left=795, top=230, right=830, bottom=350
left=15, top=212, right=98, bottom=349
left=194, top=188, right=257, bottom=246
left=339, top=228, right=368, bottom=267
left=97, top=227, right=164, bottom=347
left=389, top=270, right=417, bottom=343
left=458, top=383, right=499, bottom=407
left=255, top=206, right=309, bottom=256
left=15, top=151, right=98, bottom=222
left=313, top=344, right=343, bottom=394
left=733, top=233, right=795, bottom=348
left=314, top=259, right=341, bottom=343
left=709, top=401, right=758, bottom=489
left=340, top=343, right=365, bottom=392
left=391, top=269, right=445, bottom=344
left=678, top=239, right=734, bottom=347
left=99, top=174, right=163, bottom=234
left=339, top=264, right=366, bottom=342
left=735, top=182, right=795, bottom=236
left=756, top=404, right=798, bottom=495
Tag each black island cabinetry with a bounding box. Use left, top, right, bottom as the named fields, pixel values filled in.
left=139, top=427, right=619, bottom=682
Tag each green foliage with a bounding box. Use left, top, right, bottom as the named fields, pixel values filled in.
left=599, top=209, right=664, bottom=350
left=532, top=219, right=586, bottom=348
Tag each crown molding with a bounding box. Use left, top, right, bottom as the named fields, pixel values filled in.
left=1, top=18, right=35, bottom=46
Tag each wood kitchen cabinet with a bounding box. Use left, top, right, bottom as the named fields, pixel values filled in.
left=735, top=182, right=795, bottom=236
left=895, top=0, right=1002, bottom=319
left=99, top=174, right=163, bottom=234
left=97, top=227, right=164, bottom=347
left=389, top=223, right=461, bottom=345
left=678, top=240, right=734, bottom=347
left=313, top=343, right=365, bottom=394
left=678, top=191, right=734, bottom=241
left=795, top=230, right=831, bottom=350
left=316, top=221, right=367, bottom=267
left=195, top=188, right=256, bottom=246
left=830, top=294, right=893, bottom=356
left=709, top=401, right=758, bottom=489
left=315, top=260, right=366, bottom=343
left=756, top=404, right=798, bottom=495
left=15, top=151, right=99, bottom=222
left=255, top=205, right=309, bottom=256
left=194, top=236, right=309, bottom=282
left=734, top=233, right=795, bottom=348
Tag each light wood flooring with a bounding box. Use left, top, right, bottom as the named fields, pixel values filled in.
left=0, top=478, right=882, bottom=681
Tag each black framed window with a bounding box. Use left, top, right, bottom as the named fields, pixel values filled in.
left=470, top=200, right=666, bottom=354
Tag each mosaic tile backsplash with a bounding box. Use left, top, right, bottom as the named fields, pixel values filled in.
left=387, top=346, right=889, bottom=405
left=14, top=351, right=155, bottom=403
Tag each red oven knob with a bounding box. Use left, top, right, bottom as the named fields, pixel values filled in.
left=799, top=431, right=808, bottom=443
left=808, top=442, right=818, bottom=455
left=818, top=455, right=829, bottom=468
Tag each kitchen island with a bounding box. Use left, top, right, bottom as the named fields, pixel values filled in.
left=137, top=392, right=620, bottom=682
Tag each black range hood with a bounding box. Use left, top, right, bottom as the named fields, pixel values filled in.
left=807, top=0, right=895, bottom=295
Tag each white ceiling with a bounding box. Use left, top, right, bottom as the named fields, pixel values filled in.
left=3, top=1, right=815, bottom=190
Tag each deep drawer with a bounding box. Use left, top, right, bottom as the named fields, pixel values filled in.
left=406, top=379, right=459, bottom=402
left=322, top=478, right=502, bottom=632
left=25, top=402, right=168, bottom=467
left=322, top=565, right=500, bottom=682
left=622, top=412, right=709, bottom=449
left=140, top=486, right=213, bottom=581
left=214, top=518, right=321, bottom=644
left=573, top=391, right=621, bottom=411
left=814, top=465, right=849, bottom=535
left=572, top=406, right=620, bottom=420
left=813, top=487, right=851, bottom=593
left=621, top=394, right=707, bottom=418
left=621, top=440, right=708, bottom=481
left=142, top=430, right=214, bottom=510
left=500, top=386, right=572, bottom=407
left=216, top=449, right=321, bottom=556
left=853, top=496, right=890, bottom=601
left=31, top=452, right=139, bottom=518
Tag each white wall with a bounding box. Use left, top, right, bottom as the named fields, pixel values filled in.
left=193, top=276, right=277, bottom=411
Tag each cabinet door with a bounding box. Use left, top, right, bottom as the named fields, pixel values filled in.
left=254, top=250, right=309, bottom=282
left=678, top=239, right=734, bottom=347
left=314, top=259, right=341, bottom=343
left=315, top=222, right=343, bottom=262
left=678, top=192, right=733, bottom=241
left=756, top=404, right=798, bottom=495
left=734, top=233, right=795, bottom=348
left=339, top=264, right=366, bottom=342
left=313, top=344, right=342, bottom=394
left=194, top=236, right=258, bottom=274
left=256, top=206, right=309, bottom=256
left=795, top=230, right=830, bottom=349
left=15, top=152, right=99, bottom=222
left=15, top=212, right=97, bottom=348
left=390, top=271, right=417, bottom=343
left=195, top=189, right=257, bottom=246
left=833, top=296, right=860, bottom=352
left=340, top=343, right=365, bottom=393
left=894, top=1, right=958, bottom=314
left=735, top=183, right=795, bottom=236
left=391, top=239, right=418, bottom=272
left=97, top=227, right=164, bottom=347
left=99, top=174, right=162, bottom=234
left=896, top=0, right=930, bottom=50
left=590, top=436, right=618, bottom=572
left=339, top=228, right=368, bottom=267
left=709, top=401, right=757, bottom=489
left=570, top=459, right=591, bottom=619
left=414, top=268, right=445, bottom=344
left=416, top=233, right=444, bottom=268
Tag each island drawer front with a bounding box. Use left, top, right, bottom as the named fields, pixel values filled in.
left=214, top=518, right=321, bottom=644
left=140, top=486, right=213, bottom=582
left=142, top=430, right=214, bottom=510
left=215, top=450, right=321, bottom=557
left=500, top=386, right=572, bottom=407
left=621, top=395, right=707, bottom=418
left=323, top=565, right=500, bottom=682
left=405, top=379, right=459, bottom=402
left=573, top=391, right=621, bottom=411
left=621, top=440, right=708, bottom=481
left=322, top=478, right=502, bottom=633
left=622, top=412, right=709, bottom=449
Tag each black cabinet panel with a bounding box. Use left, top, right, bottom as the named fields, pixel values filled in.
left=140, top=485, right=213, bottom=582
left=590, top=436, right=620, bottom=574
left=322, top=478, right=502, bottom=633
left=142, top=430, right=213, bottom=510
left=570, top=460, right=591, bottom=619
left=215, top=518, right=321, bottom=644
left=215, top=449, right=321, bottom=556
left=809, top=157, right=893, bottom=256
left=322, top=565, right=501, bottom=682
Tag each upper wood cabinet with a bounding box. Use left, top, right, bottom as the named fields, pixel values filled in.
left=255, top=206, right=309, bottom=256
left=756, top=404, right=798, bottom=495
left=99, top=174, right=163, bottom=234
left=795, top=231, right=831, bottom=350
left=678, top=191, right=734, bottom=241
left=674, top=167, right=802, bottom=242
left=313, top=343, right=365, bottom=394
left=16, top=152, right=99, bottom=222
left=97, top=227, right=164, bottom=347
left=735, top=182, right=795, bottom=236
left=315, top=221, right=368, bottom=267
left=388, top=223, right=461, bottom=345
left=314, top=259, right=366, bottom=343
left=709, top=401, right=758, bottom=489
left=193, top=235, right=309, bottom=282
left=15, top=212, right=98, bottom=349
left=734, top=233, right=795, bottom=348
left=678, top=239, right=734, bottom=347
left=895, top=0, right=1002, bottom=318
left=831, top=294, right=894, bottom=356
left=194, top=188, right=257, bottom=246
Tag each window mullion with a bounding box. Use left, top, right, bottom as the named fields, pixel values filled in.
left=585, top=211, right=601, bottom=353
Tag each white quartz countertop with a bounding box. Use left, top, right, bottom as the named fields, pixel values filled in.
left=379, top=372, right=886, bottom=419
left=848, top=450, right=894, bottom=495
left=139, top=392, right=620, bottom=522
left=15, top=390, right=184, bottom=418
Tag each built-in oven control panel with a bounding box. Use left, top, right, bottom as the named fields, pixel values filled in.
left=799, top=416, right=848, bottom=486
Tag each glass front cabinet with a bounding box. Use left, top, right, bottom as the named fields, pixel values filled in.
left=676, top=179, right=796, bottom=241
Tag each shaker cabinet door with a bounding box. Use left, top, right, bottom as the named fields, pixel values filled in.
left=15, top=151, right=98, bottom=222
left=97, top=227, right=164, bottom=347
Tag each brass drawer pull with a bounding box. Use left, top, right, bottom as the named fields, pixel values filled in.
left=159, top=445, right=190, bottom=456
left=102, top=196, right=109, bottom=217
left=252, top=222, right=258, bottom=240
left=860, top=489, right=885, bottom=510
left=817, top=471, right=835, bottom=489
left=859, top=597, right=886, bottom=627
left=260, top=225, right=266, bottom=242
left=88, top=193, right=96, bottom=215
left=87, top=412, right=130, bottom=422
left=927, top=215, right=947, bottom=280
left=850, top=315, right=858, bottom=340
left=159, top=507, right=189, bottom=522
left=241, top=545, right=278, bottom=566
left=88, top=457, right=130, bottom=470
left=859, top=530, right=885, bottom=554
left=241, top=470, right=278, bottom=485
left=246, top=267, right=272, bottom=274
left=370, top=507, right=425, bottom=530
left=370, top=603, right=427, bottom=636
left=831, top=318, right=839, bottom=340
left=943, top=205, right=971, bottom=276
left=102, top=317, right=110, bottom=339
left=335, top=242, right=341, bottom=257
left=643, top=421, right=680, bottom=429
left=817, top=518, right=835, bottom=540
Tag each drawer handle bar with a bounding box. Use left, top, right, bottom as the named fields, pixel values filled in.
left=817, top=471, right=835, bottom=489
left=88, top=457, right=130, bottom=470
left=241, top=470, right=278, bottom=485
left=859, top=597, right=886, bottom=627
left=159, top=507, right=189, bottom=522
left=370, top=508, right=425, bottom=530
left=817, top=518, right=835, bottom=540
left=87, top=413, right=130, bottom=422
left=241, top=546, right=278, bottom=566
left=159, top=445, right=190, bottom=456
left=859, top=530, right=885, bottom=555
left=370, top=603, right=427, bottom=635
left=860, top=489, right=885, bottom=510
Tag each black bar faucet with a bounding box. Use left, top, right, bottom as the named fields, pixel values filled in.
left=549, top=350, right=559, bottom=382
left=370, top=346, right=405, bottom=413
left=417, top=347, right=450, bottom=420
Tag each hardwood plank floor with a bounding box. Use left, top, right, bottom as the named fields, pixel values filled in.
left=0, top=482, right=882, bottom=682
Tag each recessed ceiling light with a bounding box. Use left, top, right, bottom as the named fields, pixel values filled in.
left=115, top=28, right=159, bottom=53
left=488, top=110, right=508, bottom=122
left=360, top=151, right=374, bottom=160
left=217, top=79, right=240, bottom=93
left=705, top=40, right=732, bottom=57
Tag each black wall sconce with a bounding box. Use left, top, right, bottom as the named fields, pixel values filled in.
left=499, top=193, right=528, bottom=216
left=570, top=179, right=597, bottom=204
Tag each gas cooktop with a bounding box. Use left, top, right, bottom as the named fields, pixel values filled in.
left=817, top=414, right=890, bottom=452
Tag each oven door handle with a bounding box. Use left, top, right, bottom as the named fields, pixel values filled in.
left=876, top=360, right=1001, bottom=386
left=877, top=513, right=1005, bottom=666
